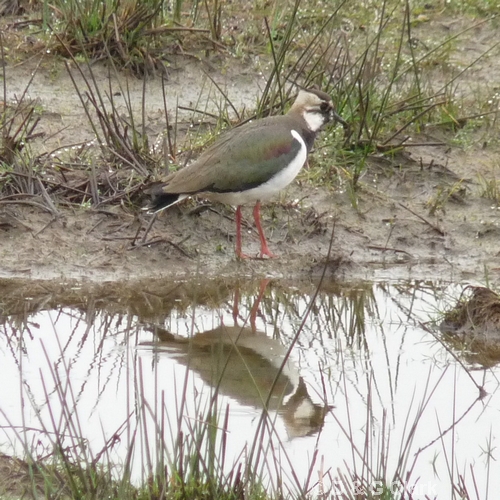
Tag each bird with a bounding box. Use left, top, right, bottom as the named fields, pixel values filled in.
left=141, top=324, right=331, bottom=438
left=146, top=88, right=347, bottom=259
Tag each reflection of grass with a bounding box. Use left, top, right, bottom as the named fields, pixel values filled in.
left=440, top=285, right=500, bottom=367
left=0, top=279, right=331, bottom=499
left=1, top=278, right=496, bottom=498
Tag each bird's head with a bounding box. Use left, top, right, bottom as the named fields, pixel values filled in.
left=290, top=88, right=347, bottom=133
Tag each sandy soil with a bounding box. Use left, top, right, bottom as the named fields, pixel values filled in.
left=1, top=14, right=500, bottom=287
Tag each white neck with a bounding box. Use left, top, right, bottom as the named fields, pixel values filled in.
left=303, top=111, right=325, bottom=132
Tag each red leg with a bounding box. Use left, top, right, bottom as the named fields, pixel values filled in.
left=235, top=206, right=250, bottom=259
left=253, top=202, right=277, bottom=258
left=232, top=286, right=241, bottom=325
left=249, top=278, right=270, bottom=331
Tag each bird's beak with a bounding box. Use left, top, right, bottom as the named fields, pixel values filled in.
left=331, top=110, right=349, bottom=129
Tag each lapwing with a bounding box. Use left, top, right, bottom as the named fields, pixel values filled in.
left=142, top=324, right=331, bottom=438
left=146, top=89, right=346, bottom=259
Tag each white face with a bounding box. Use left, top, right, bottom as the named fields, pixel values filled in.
left=294, top=91, right=333, bottom=132
left=303, top=109, right=329, bottom=132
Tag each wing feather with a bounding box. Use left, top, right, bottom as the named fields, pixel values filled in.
left=160, top=116, right=302, bottom=195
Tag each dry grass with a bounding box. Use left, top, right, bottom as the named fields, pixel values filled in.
left=441, top=286, right=500, bottom=367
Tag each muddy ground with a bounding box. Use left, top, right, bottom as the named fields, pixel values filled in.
left=1, top=14, right=500, bottom=287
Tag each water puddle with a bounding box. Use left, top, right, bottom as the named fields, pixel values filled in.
left=0, top=278, right=498, bottom=498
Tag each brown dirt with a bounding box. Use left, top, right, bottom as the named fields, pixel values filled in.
left=1, top=14, right=500, bottom=286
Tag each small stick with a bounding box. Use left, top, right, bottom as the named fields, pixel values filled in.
left=381, top=101, right=445, bottom=145
left=143, top=26, right=210, bottom=35
left=367, top=245, right=412, bottom=256
left=141, top=212, right=158, bottom=243
left=177, top=105, right=221, bottom=121
left=33, top=217, right=57, bottom=237
left=0, top=199, right=56, bottom=213
left=129, top=236, right=193, bottom=258
left=129, top=237, right=165, bottom=248
left=398, top=202, right=445, bottom=236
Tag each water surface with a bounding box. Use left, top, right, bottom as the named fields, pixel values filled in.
left=0, top=278, right=498, bottom=498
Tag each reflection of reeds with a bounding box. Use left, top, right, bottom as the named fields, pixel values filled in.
left=441, top=286, right=500, bottom=367
left=0, top=278, right=497, bottom=497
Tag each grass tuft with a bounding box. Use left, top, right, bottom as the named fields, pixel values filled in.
left=47, top=0, right=169, bottom=74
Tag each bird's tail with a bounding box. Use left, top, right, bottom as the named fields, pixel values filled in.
left=143, top=184, right=183, bottom=213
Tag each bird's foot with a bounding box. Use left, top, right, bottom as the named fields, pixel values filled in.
left=236, top=249, right=277, bottom=260
left=259, top=247, right=278, bottom=259
left=236, top=250, right=252, bottom=260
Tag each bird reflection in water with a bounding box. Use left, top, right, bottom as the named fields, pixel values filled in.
left=142, top=280, right=331, bottom=439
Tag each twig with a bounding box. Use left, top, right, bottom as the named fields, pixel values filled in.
left=87, top=217, right=107, bottom=234
left=208, top=206, right=253, bottom=230
left=398, top=202, right=445, bottom=236
left=201, top=70, right=240, bottom=121
left=375, top=141, right=446, bottom=151
left=130, top=222, right=143, bottom=246
left=4, top=171, right=88, bottom=198
left=141, top=212, right=157, bottom=243
left=129, top=235, right=193, bottom=258
left=367, top=245, right=412, bottom=256
left=128, top=237, right=165, bottom=247
left=0, top=213, right=33, bottom=232
left=41, top=140, right=93, bottom=159
left=161, top=74, right=176, bottom=162
left=100, top=236, right=137, bottom=240
left=0, top=199, right=57, bottom=213
left=33, top=217, right=57, bottom=237
left=177, top=105, right=221, bottom=121
left=418, top=321, right=486, bottom=397
left=95, top=184, right=144, bottom=207
left=143, top=26, right=210, bottom=35
left=200, top=33, right=228, bottom=52
left=36, top=179, right=59, bottom=217
left=381, top=101, right=445, bottom=145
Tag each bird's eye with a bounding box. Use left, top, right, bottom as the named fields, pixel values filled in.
left=320, top=102, right=331, bottom=112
